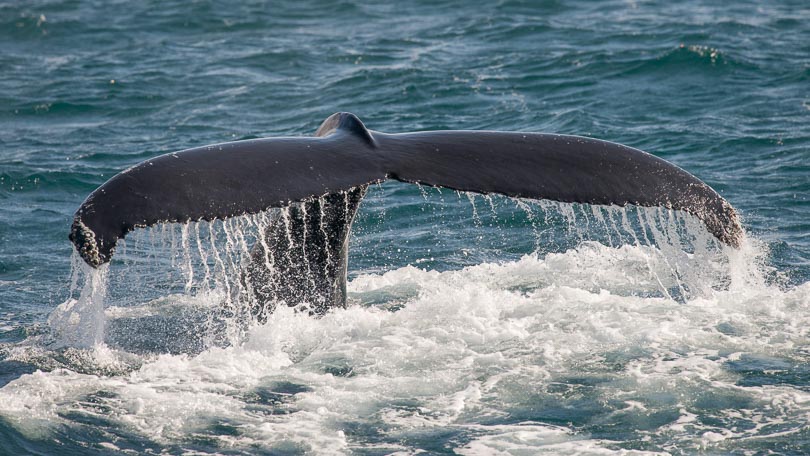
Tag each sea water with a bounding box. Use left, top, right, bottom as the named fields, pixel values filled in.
left=1, top=0, right=808, bottom=454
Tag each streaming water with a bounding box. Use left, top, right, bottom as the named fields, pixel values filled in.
left=49, top=190, right=740, bottom=351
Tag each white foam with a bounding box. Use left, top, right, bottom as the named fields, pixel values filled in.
left=4, top=240, right=809, bottom=453
left=456, top=423, right=670, bottom=455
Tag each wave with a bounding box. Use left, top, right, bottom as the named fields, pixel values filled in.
left=619, top=44, right=759, bottom=77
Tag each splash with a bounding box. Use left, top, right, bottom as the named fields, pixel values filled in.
left=5, top=240, right=806, bottom=454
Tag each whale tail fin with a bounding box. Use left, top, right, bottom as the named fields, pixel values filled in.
left=70, top=112, right=742, bottom=267
left=373, top=125, right=742, bottom=248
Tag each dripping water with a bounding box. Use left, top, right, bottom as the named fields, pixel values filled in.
left=48, top=183, right=761, bottom=355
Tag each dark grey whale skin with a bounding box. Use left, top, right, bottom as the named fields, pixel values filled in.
left=69, top=112, right=742, bottom=312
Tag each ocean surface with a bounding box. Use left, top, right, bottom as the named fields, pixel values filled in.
left=1, top=0, right=809, bottom=454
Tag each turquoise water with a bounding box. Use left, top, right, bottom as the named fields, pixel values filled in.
left=1, top=0, right=809, bottom=454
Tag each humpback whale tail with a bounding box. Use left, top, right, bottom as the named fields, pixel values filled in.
left=69, top=112, right=743, bottom=312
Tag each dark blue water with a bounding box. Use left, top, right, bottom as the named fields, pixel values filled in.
left=1, top=1, right=808, bottom=454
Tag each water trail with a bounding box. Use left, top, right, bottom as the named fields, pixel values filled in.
left=180, top=223, right=194, bottom=293
left=465, top=193, right=483, bottom=228
left=47, top=252, right=109, bottom=348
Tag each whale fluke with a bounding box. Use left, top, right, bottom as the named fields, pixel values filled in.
left=70, top=112, right=743, bottom=310
left=70, top=113, right=387, bottom=267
